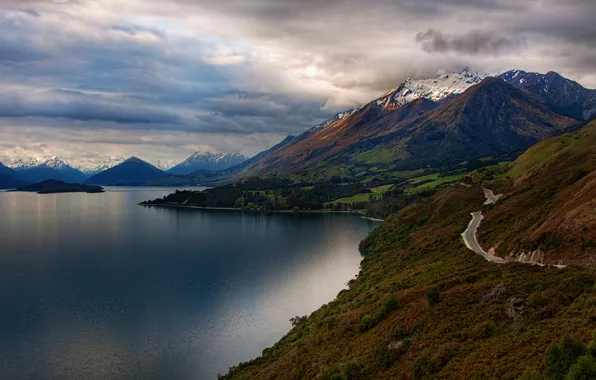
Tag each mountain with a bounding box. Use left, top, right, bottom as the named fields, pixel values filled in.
left=234, top=77, right=577, bottom=182
left=499, top=70, right=596, bottom=121
left=372, top=67, right=486, bottom=111
left=0, top=162, right=29, bottom=189
left=80, top=157, right=126, bottom=176
left=222, top=120, right=596, bottom=380
left=86, top=157, right=168, bottom=185
left=154, top=160, right=177, bottom=171
left=10, top=156, right=87, bottom=183
left=168, top=152, right=249, bottom=175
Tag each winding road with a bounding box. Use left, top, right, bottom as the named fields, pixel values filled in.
left=463, top=187, right=565, bottom=268
left=482, top=187, right=502, bottom=204
left=461, top=211, right=506, bottom=263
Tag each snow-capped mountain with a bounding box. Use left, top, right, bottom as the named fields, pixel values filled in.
left=80, top=157, right=127, bottom=176
left=11, top=156, right=73, bottom=171
left=373, top=67, right=487, bottom=110
left=9, top=157, right=41, bottom=170
left=499, top=70, right=596, bottom=121
left=168, top=152, right=249, bottom=175
left=153, top=160, right=177, bottom=171
left=9, top=156, right=87, bottom=183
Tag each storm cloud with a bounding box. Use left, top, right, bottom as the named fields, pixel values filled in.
left=416, top=29, right=525, bottom=55
left=0, top=0, right=594, bottom=167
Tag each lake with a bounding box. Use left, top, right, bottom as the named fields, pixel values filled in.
left=0, top=187, right=378, bottom=380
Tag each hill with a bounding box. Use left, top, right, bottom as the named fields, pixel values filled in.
left=499, top=70, right=596, bottom=121
left=85, top=157, right=168, bottom=185
left=16, top=179, right=104, bottom=194
left=0, top=162, right=29, bottom=189
left=221, top=121, right=596, bottom=380
left=476, top=119, right=596, bottom=265
left=233, top=77, right=578, bottom=182
left=168, top=152, right=248, bottom=175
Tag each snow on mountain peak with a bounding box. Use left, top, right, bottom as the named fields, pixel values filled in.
left=10, top=156, right=72, bottom=171
left=308, top=109, right=356, bottom=134
left=372, top=69, right=488, bottom=110
left=79, top=157, right=126, bottom=175
left=153, top=160, right=177, bottom=171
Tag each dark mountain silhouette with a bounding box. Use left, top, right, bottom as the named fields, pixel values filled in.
left=86, top=157, right=168, bottom=185
left=0, top=162, right=29, bottom=189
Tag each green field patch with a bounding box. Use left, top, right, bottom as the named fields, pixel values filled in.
left=405, top=173, right=464, bottom=195
left=371, top=184, right=394, bottom=194
left=325, top=192, right=374, bottom=206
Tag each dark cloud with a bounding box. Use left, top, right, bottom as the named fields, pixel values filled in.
left=416, top=29, right=525, bottom=56
left=0, top=94, right=181, bottom=124
left=0, top=0, right=594, bottom=166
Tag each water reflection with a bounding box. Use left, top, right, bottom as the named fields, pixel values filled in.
left=0, top=188, right=377, bottom=379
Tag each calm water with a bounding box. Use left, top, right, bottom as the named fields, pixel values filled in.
left=0, top=187, right=377, bottom=380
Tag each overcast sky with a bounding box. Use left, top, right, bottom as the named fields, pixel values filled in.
left=0, top=0, right=594, bottom=168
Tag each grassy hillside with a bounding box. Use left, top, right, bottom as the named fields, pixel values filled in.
left=479, top=120, right=596, bottom=265
left=220, top=121, right=596, bottom=380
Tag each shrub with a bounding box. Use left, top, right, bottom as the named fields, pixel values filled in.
left=545, top=336, right=587, bottom=380
left=317, top=367, right=343, bottom=380
left=565, top=355, right=596, bottom=380
left=342, top=361, right=363, bottom=380
left=381, top=294, right=400, bottom=315
left=425, top=287, right=441, bottom=306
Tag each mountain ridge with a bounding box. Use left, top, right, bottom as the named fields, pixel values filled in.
left=499, top=69, right=596, bottom=121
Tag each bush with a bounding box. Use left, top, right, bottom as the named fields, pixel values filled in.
left=342, top=361, right=363, bottom=380
left=425, top=287, right=441, bottom=306
left=546, top=336, right=587, bottom=380
left=565, top=355, right=596, bottom=380
left=381, top=294, right=400, bottom=315
left=317, top=367, right=343, bottom=380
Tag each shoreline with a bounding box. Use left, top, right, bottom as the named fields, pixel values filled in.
left=141, top=203, right=384, bottom=221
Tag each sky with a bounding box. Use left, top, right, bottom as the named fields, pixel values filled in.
left=0, top=0, right=594, bottom=169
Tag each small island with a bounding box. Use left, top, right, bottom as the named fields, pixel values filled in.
left=16, top=179, right=104, bottom=194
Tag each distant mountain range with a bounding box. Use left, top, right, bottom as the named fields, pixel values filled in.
left=3, top=69, right=593, bottom=187
left=9, top=157, right=87, bottom=183
left=168, top=152, right=248, bottom=175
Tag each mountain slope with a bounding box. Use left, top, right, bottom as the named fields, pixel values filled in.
left=86, top=157, right=167, bottom=185
left=477, top=119, right=596, bottom=265
left=0, top=162, right=29, bottom=189
left=168, top=152, right=248, bottom=175
left=499, top=70, right=596, bottom=121
left=235, top=77, right=577, bottom=181
left=10, top=157, right=87, bottom=183
left=222, top=121, right=596, bottom=380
